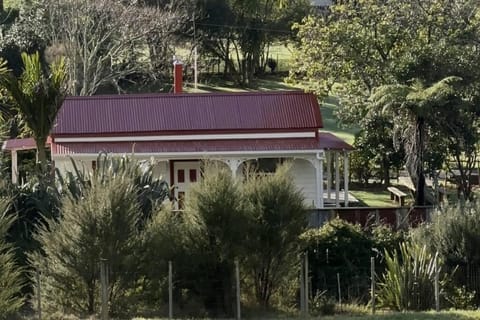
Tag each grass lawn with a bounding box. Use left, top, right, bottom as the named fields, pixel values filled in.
left=320, top=310, right=480, bottom=319
left=321, top=96, right=358, bottom=145
left=350, top=184, right=414, bottom=207
left=133, top=310, right=480, bottom=319
left=350, top=190, right=398, bottom=207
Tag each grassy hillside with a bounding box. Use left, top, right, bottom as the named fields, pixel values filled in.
left=186, top=76, right=357, bottom=144
left=321, top=96, right=357, bottom=145
left=4, top=0, right=21, bottom=9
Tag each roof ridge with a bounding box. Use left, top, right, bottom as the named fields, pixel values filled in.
left=65, top=90, right=307, bottom=101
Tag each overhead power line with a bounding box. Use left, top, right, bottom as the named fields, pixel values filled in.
left=195, top=22, right=293, bottom=34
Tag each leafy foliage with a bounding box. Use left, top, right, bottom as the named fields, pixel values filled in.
left=370, top=76, right=467, bottom=204
left=412, top=200, right=480, bottom=305
left=30, top=155, right=169, bottom=317
left=31, top=175, right=142, bottom=316
left=243, top=163, right=307, bottom=307
left=184, top=162, right=249, bottom=316
left=0, top=198, right=24, bottom=319
left=0, top=52, right=66, bottom=171
left=196, top=0, right=309, bottom=85
left=301, top=219, right=402, bottom=303
left=377, top=242, right=439, bottom=311
left=292, top=0, right=480, bottom=194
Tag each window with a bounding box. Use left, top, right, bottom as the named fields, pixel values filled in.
left=177, top=169, right=185, bottom=183
left=189, top=169, right=197, bottom=182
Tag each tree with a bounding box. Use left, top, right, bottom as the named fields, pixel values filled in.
left=196, top=0, right=309, bottom=85
left=0, top=198, right=24, bottom=319
left=370, top=77, right=465, bottom=205
left=185, top=162, right=249, bottom=316
left=25, top=0, right=188, bottom=95
left=243, top=163, right=306, bottom=308
left=31, top=172, right=143, bottom=316
left=352, top=116, right=404, bottom=186
left=29, top=155, right=169, bottom=316
left=292, top=0, right=480, bottom=200
left=0, top=52, right=66, bottom=172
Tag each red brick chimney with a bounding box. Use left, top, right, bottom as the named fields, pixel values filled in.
left=173, top=60, right=183, bottom=93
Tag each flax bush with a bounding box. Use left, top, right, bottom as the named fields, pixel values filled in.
left=377, top=241, right=438, bottom=311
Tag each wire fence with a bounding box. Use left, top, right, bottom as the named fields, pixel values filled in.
left=31, top=253, right=455, bottom=319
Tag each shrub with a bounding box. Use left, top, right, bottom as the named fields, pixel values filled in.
left=243, top=162, right=307, bottom=308
left=0, top=198, right=24, bottom=319
left=31, top=174, right=144, bottom=317
left=310, top=291, right=335, bottom=316
left=443, top=284, right=476, bottom=310
left=183, top=162, right=249, bottom=317
left=300, top=219, right=373, bottom=302
left=411, top=200, right=480, bottom=305
left=377, top=241, right=438, bottom=311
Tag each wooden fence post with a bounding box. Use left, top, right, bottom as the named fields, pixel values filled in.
left=235, top=259, right=241, bottom=320
left=100, top=259, right=109, bottom=320
left=371, top=257, right=376, bottom=314
left=169, top=261, right=173, bottom=319
left=36, top=267, right=41, bottom=320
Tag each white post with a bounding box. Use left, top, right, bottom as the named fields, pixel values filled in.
left=344, top=152, right=349, bottom=207
left=235, top=259, right=241, bottom=320
left=169, top=261, right=173, bottom=319
left=11, top=150, right=18, bottom=184
left=327, top=152, right=332, bottom=200
left=335, top=152, right=340, bottom=207
left=315, top=158, right=324, bottom=208
left=319, top=158, right=324, bottom=208
left=226, top=159, right=241, bottom=178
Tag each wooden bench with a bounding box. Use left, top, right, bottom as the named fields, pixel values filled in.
left=387, top=186, right=407, bottom=206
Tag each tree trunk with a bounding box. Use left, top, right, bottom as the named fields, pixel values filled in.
left=35, top=138, right=48, bottom=173
left=0, top=0, right=4, bottom=12
left=415, top=117, right=426, bottom=206
left=382, top=157, right=390, bottom=186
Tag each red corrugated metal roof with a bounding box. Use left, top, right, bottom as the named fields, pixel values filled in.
left=52, top=91, right=323, bottom=136
left=52, top=133, right=352, bottom=155
left=2, top=137, right=51, bottom=151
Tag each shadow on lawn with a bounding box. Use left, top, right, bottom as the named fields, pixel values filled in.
left=330, top=311, right=480, bottom=320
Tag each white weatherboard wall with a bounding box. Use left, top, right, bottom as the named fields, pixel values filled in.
left=54, top=158, right=96, bottom=176
left=152, top=161, right=169, bottom=183
left=290, top=159, right=317, bottom=208
left=54, top=157, right=170, bottom=181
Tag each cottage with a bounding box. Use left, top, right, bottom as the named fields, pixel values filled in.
left=3, top=89, right=353, bottom=209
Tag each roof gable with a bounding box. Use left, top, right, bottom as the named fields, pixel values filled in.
left=52, top=91, right=323, bottom=136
